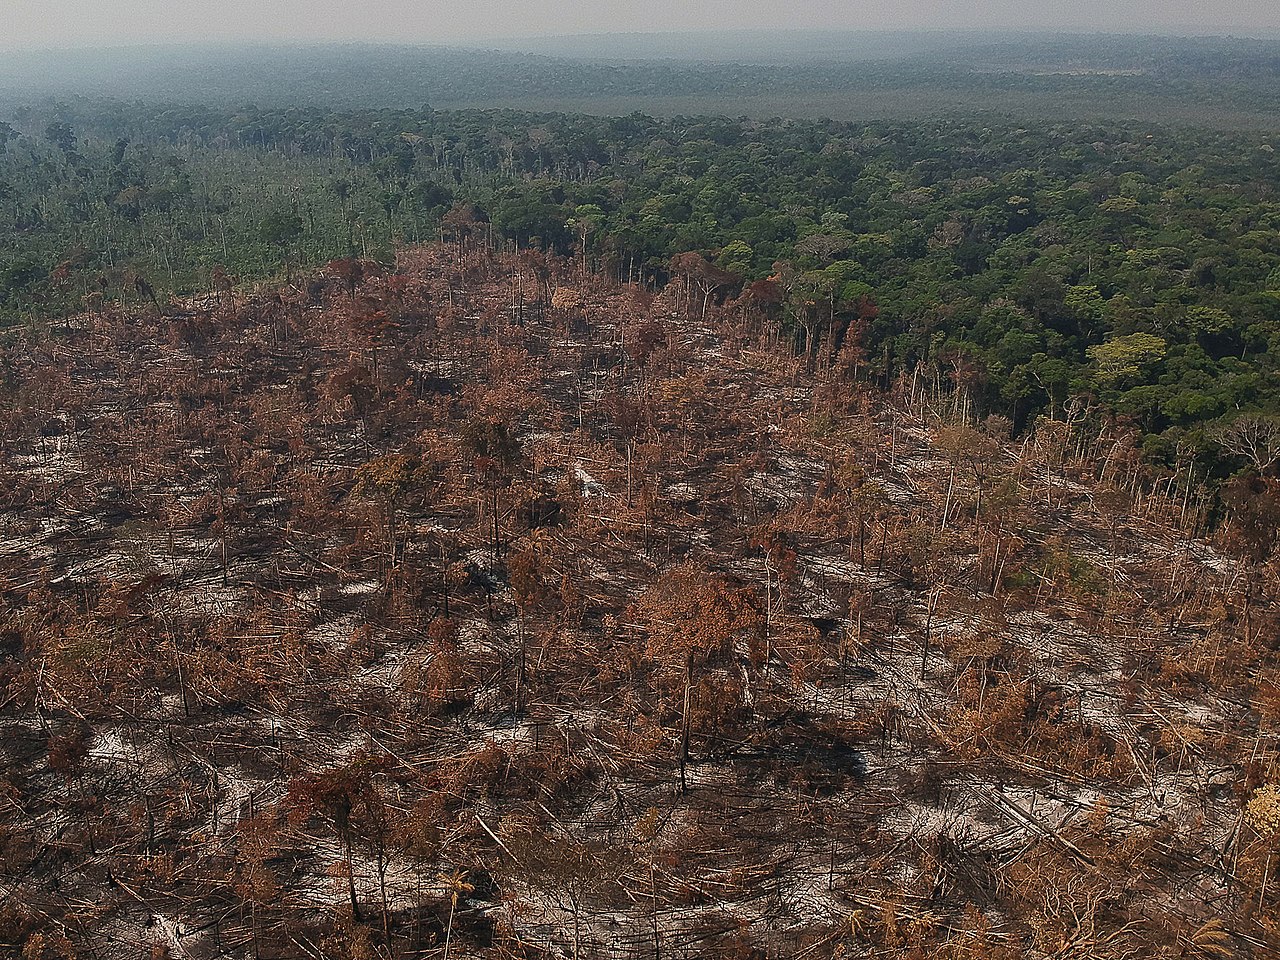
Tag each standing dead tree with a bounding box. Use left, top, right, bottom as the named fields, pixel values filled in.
left=1214, top=414, right=1280, bottom=475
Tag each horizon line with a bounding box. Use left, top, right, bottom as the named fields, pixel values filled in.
left=3, top=25, right=1280, bottom=56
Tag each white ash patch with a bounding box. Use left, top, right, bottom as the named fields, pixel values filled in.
left=804, top=553, right=859, bottom=582
left=89, top=727, right=132, bottom=764
left=663, top=481, right=699, bottom=502
left=882, top=480, right=915, bottom=505
left=206, top=765, right=276, bottom=835
left=465, top=547, right=499, bottom=570
left=153, top=581, right=250, bottom=621
left=744, top=471, right=803, bottom=508
left=149, top=914, right=194, bottom=959
left=574, top=461, right=609, bottom=499
left=408, top=517, right=459, bottom=535
left=12, top=447, right=85, bottom=483
left=303, top=612, right=362, bottom=650
left=775, top=453, right=822, bottom=477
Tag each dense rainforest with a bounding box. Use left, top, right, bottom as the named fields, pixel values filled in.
left=3, top=100, right=1280, bottom=477
left=5, top=35, right=1280, bottom=121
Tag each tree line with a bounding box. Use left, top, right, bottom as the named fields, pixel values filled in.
left=3, top=100, right=1280, bottom=480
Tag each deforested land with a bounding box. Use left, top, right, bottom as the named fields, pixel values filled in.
left=0, top=241, right=1276, bottom=958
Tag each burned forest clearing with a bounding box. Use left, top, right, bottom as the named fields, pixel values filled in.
left=0, top=244, right=1276, bottom=959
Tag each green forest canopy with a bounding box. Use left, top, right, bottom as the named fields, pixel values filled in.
left=2, top=99, right=1280, bottom=477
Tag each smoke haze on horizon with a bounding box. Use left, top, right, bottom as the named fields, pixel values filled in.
left=4, top=0, right=1279, bottom=51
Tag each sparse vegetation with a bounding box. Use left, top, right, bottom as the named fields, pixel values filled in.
left=0, top=242, right=1276, bottom=957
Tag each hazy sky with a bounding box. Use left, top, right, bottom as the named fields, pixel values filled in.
left=5, top=0, right=1279, bottom=49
